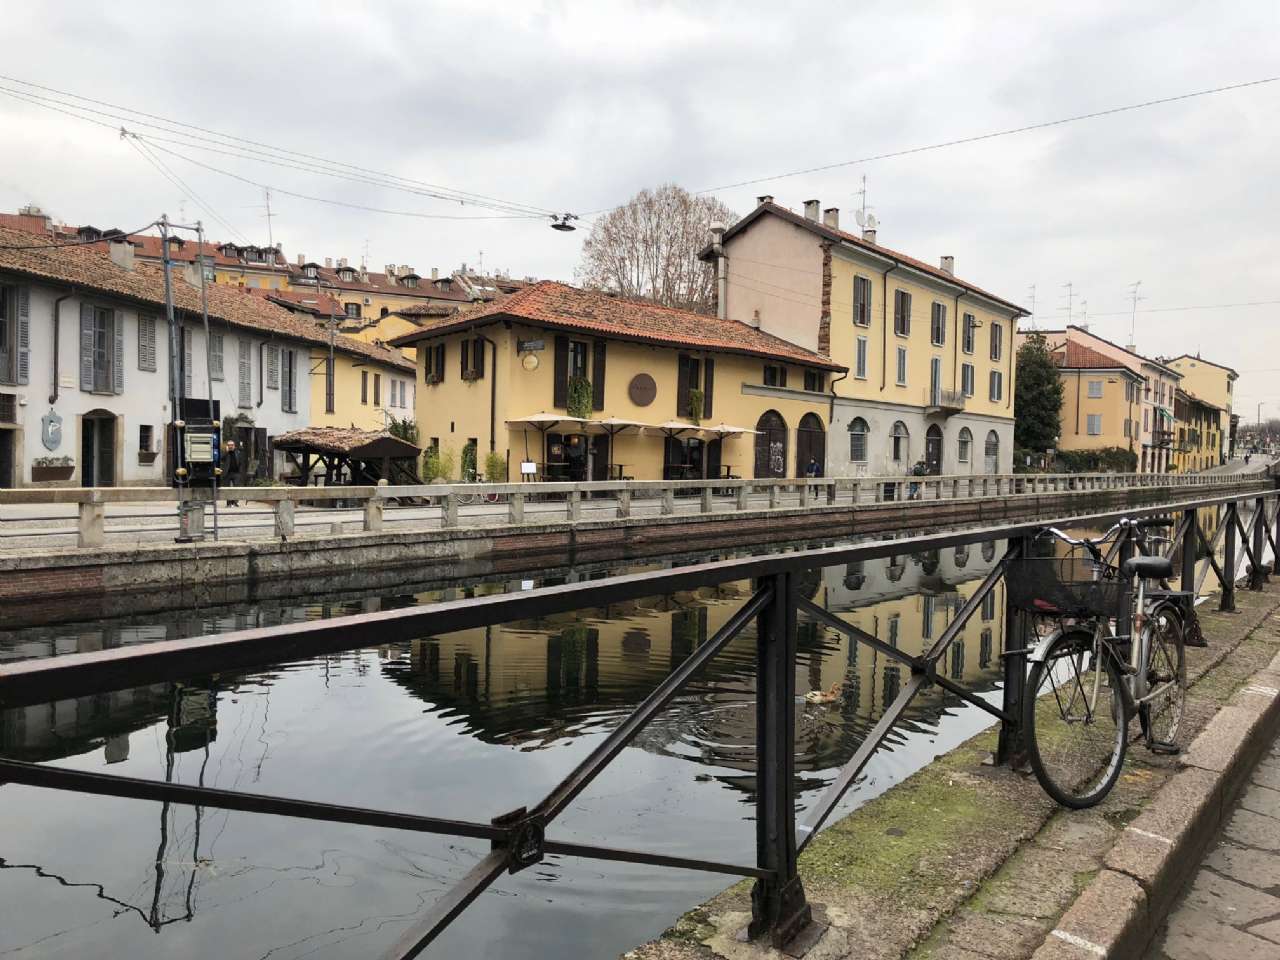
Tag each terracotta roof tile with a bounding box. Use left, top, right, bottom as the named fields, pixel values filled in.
left=389, top=281, right=846, bottom=370
left=1053, top=341, right=1139, bottom=371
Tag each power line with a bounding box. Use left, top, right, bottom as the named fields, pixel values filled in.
left=126, top=135, right=248, bottom=243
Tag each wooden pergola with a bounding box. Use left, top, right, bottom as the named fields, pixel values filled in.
left=273, top=427, right=421, bottom=486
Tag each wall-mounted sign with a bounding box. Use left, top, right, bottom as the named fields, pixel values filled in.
left=41, top=409, right=62, bottom=451
left=628, top=373, right=657, bottom=407
left=521, top=353, right=540, bottom=371
left=517, top=339, right=545, bottom=353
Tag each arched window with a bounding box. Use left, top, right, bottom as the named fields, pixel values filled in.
left=891, top=421, right=909, bottom=462
left=958, top=427, right=973, bottom=464
left=848, top=417, right=869, bottom=463
left=984, top=430, right=1000, bottom=473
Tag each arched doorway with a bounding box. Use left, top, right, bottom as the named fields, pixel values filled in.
left=984, top=430, right=1000, bottom=474
left=796, top=412, right=825, bottom=477
left=925, top=424, right=943, bottom=475
left=754, top=410, right=787, bottom=478
left=81, top=409, right=117, bottom=487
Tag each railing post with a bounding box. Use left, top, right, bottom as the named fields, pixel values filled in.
left=1221, top=502, right=1237, bottom=611
left=442, top=492, right=459, bottom=528
left=736, top=482, right=750, bottom=512
left=1181, top=508, right=1197, bottom=595
left=1252, top=496, right=1268, bottom=588
left=799, top=481, right=811, bottom=509
left=273, top=499, right=295, bottom=540
left=768, top=483, right=780, bottom=510
left=700, top=484, right=714, bottom=514
left=996, top=538, right=1027, bottom=767
left=661, top=486, right=676, bottom=516
left=617, top=487, right=631, bottom=519
left=749, top=571, right=811, bottom=947
left=568, top=489, right=583, bottom=522
left=509, top=492, right=526, bottom=524
left=77, top=498, right=105, bottom=548
left=362, top=487, right=385, bottom=532
left=827, top=480, right=837, bottom=505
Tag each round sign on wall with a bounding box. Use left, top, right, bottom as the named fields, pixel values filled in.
left=521, top=352, right=540, bottom=371
left=628, top=373, right=657, bottom=407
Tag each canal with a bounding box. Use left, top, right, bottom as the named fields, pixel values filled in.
left=0, top=507, right=1243, bottom=959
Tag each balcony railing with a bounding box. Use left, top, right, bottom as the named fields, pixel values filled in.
left=925, top=387, right=966, bottom=415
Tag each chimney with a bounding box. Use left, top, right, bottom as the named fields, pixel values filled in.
left=324, top=257, right=333, bottom=269
left=431, top=267, right=439, bottom=280
left=749, top=308, right=761, bottom=329
left=939, top=255, right=954, bottom=275
left=822, top=207, right=839, bottom=229
left=400, top=264, right=412, bottom=276
left=338, top=257, right=348, bottom=269
left=108, top=239, right=135, bottom=272
left=862, top=227, right=877, bottom=244
left=296, top=253, right=305, bottom=266
left=756, top=195, right=774, bottom=207
left=709, top=221, right=727, bottom=320
left=385, top=263, right=397, bottom=278
left=803, top=199, right=820, bottom=221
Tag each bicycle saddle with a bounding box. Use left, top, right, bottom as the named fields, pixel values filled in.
left=1122, top=555, right=1174, bottom=580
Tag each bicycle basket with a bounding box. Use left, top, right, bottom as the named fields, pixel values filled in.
left=1005, top=554, right=1125, bottom=616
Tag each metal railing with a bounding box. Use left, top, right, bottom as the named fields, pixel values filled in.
left=1, top=484, right=1276, bottom=956
left=0, top=469, right=1266, bottom=549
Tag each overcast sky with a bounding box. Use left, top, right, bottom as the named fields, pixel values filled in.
left=3, top=1, right=1278, bottom=411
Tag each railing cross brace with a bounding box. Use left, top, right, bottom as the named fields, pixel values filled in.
left=491, top=806, right=545, bottom=873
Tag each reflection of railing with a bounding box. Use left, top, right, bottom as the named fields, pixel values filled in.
left=1, top=488, right=1275, bottom=954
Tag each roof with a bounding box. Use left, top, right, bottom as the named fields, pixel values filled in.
left=1175, top=387, right=1225, bottom=412
left=259, top=287, right=347, bottom=318
left=117, top=234, right=291, bottom=273
left=708, top=202, right=1027, bottom=315
left=1166, top=354, right=1239, bottom=378
left=387, top=281, right=847, bottom=370
left=292, top=266, right=480, bottom=302
left=1053, top=341, right=1144, bottom=373
left=1064, top=326, right=1181, bottom=379
left=0, top=223, right=412, bottom=373
left=272, top=427, right=420, bottom=457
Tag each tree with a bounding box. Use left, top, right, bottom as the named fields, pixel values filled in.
left=577, top=183, right=736, bottom=314
left=1014, top=333, right=1063, bottom=452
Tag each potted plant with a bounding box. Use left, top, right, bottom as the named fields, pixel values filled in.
left=138, top=447, right=159, bottom=465
left=32, top=455, right=75, bottom=482
left=567, top=375, right=593, bottom=419
left=688, top=387, right=704, bottom=425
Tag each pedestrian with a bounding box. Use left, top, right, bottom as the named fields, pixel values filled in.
left=224, top=439, right=241, bottom=505
left=805, top=457, right=820, bottom=479
left=908, top=458, right=928, bottom=500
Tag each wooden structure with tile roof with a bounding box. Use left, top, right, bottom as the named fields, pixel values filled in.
left=273, top=426, right=420, bottom=486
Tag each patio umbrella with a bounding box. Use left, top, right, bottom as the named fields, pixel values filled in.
left=505, top=413, right=591, bottom=468
left=703, top=423, right=761, bottom=436
left=654, top=419, right=706, bottom=437
left=587, top=417, right=660, bottom=476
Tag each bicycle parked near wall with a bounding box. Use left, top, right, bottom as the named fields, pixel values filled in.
left=453, top=475, right=505, bottom=506
left=1006, top=518, right=1188, bottom=808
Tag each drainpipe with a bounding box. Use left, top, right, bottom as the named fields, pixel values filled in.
left=49, top=293, right=70, bottom=404
left=880, top=266, right=898, bottom=391
left=828, top=367, right=848, bottom=436
left=1006, top=309, right=1018, bottom=411
left=257, top=340, right=265, bottom=407
left=480, top=333, right=497, bottom=452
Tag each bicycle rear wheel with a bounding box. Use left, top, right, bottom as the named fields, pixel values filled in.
left=1024, top=627, right=1129, bottom=809
left=1142, top=604, right=1186, bottom=747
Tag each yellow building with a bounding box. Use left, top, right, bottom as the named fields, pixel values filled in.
left=702, top=198, right=1027, bottom=476
left=1172, top=389, right=1223, bottom=474
left=391, top=281, right=844, bottom=482
left=1052, top=341, right=1144, bottom=458
left=1167, top=354, right=1236, bottom=466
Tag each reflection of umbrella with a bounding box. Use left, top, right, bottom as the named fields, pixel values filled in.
left=505, top=413, right=591, bottom=463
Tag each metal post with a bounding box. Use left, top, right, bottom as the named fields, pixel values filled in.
left=1253, top=497, right=1268, bottom=588
left=1117, top=528, right=1134, bottom=642
left=995, top=539, right=1026, bottom=766
left=1181, top=508, right=1196, bottom=596
left=749, top=571, right=811, bottom=947
left=1222, top=502, right=1237, bottom=611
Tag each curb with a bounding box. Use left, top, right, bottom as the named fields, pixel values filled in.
left=1030, top=646, right=1280, bottom=959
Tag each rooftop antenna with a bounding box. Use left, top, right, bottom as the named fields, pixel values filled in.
left=853, top=175, right=878, bottom=231
left=362, top=237, right=370, bottom=270
left=1026, top=284, right=1037, bottom=328
left=478, top=249, right=484, bottom=276
left=1060, top=281, right=1075, bottom=326
left=263, top=187, right=275, bottom=252
left=1078, top=298, right=1088, bottom=330
left=1127, top=281, right=1145, bottom=352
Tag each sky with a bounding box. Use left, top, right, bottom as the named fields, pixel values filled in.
left=2, top=0, right=1278, bottom=412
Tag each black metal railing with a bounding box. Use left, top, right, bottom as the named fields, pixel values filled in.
left=0, top=484, right=1277, bottom=957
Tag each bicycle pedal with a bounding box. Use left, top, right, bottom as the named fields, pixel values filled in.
left=1148, top=740, right=1181, bottom=756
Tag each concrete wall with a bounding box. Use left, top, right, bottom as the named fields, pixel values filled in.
left=722, top=213, right=824, bottom=351
left=827, top=396, right=1013, bottom=476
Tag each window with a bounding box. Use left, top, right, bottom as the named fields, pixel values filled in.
left=0, top=285, right=17, bottom=384
left=87, top=306, right=117, bottom=393
left=677, top=354, right=701, bottom=416
left=887, top=614, right=900, bottom=648
left=208, top=331, right=223, bottom=380
left=139, top=424, right=153, bottom=452
left=854, top=336, right=868, bottom=379
left=981, top=590, right=996, bottom=622
left=989, top=321, right=1002, bottom=361
left=896, top=346, right=907, bottom=385
left=403, top=276, right=418, bottom=289
left=922, top=596, right=935, bottom=640
left=361, top=370, right=369, bottom=404
left=984, top=431, right=999, bottom=472
left=958, top=427, right=972, bottom=463
left=427, top=343, right=446, bottom=383
left=380, top=306, right=389, bottom=318
left=1087, top=414, right=1102, bottom=435
left=344, top=302, right=361, bottom=319
left=569, top=340, right=588, bottom=379
left=853, top=276, right=872, bottom=326
left=961, top=363, right=975, bottom=396
left=373, top=373, right=382, bottom=406
left=848, top=417, right=869, bottom=463
left=763, top=364, right=787, bottom=387
left=303, top=265, right=318, bottom=279
left=339, top=268, right=355, bottom=282
left=266, top=344, right=280, bottom=389
left=1143, top=408, right=1149, bottom=432
left=893, top=289, right=911, bottom=336
left=280, top=347, right=297, bottom=413
left=1088, top=379, right=1103, bottom=398
left=891, top=421, right=909, bottom=462
left=989, top=370, right=1003, bottom=402
left=930, top=302, right=946, bottom=346
left=803, top=369, right=825, bottom=392
left=962, top=313, right=976, bottom=354
left=136, top=314, right=157, bottom=373
left=237, top=338, right=252, bottom=408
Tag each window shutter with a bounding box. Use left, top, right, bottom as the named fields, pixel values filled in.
left=591, top=340, right=606, bottom=410
left=676, top=354, right=691, bottom=416
left=15, top=287, right=30, bottom=385
left=182, top=326, right=192, bottom=398
left=702, top=357, right=714, bottom=419
left=779, top=366, right=787, bottom=389
left=79, top=303, right=95, bottom=391
left=460, top=339, right=470, bottom=377
left=474, top=337, right=485, bottom=378
left=267, top=344, right=280, bottom=388
left=112, top=311, right=124, bottom=394
left=238, top=339, right=252, bottom=407
left=209, top=331, right=223, bottom=380
left=553, top=335, right=569, bottom=408
left=137, top=315, right=156, bottom=372
left=361, top=370, right=368, bottom=403
left=435, top=343, right=446, bottom=381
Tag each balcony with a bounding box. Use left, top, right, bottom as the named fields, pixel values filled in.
left=1153, top=429, right=1175, bottom=449
left=925, top=387, right=966, bottom=417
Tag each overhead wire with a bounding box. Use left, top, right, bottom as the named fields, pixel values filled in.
left=126, top=136, right=249, bottom=242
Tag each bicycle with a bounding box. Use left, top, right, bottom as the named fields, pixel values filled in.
left=453, top=475, right=505, bottom=506
left=1008, top=518, right=1187, bottom=808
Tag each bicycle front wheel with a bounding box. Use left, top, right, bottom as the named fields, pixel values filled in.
left=1142, top=604, right=1186, bottom=746
left=1024, top=627, right=1129, bottom=809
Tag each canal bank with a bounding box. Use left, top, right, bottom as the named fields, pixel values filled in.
left=624, top=582, right=1280, bottom=960
left=0, top=477, right=1266, bottom=622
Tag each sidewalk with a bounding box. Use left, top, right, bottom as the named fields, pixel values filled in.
left=1145, top=734, right=1280, bottom=959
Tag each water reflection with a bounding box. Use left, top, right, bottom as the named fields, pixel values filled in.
left=1, top=542, right=1011, bottom=959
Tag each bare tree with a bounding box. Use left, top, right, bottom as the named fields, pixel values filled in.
left=576, top=183, right=736, bottom=314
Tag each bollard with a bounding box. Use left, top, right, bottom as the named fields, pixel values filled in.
left=700, top=485, right=713, bottom=513
left=273, top=499, right=295, bottom=540
left=442, top=492, right=459, bottom=528
left=77, top=500, right=105, bottom=548
left=568, top=489, right=582, bottom=522
left=508, top=492, right=525, bottom=524
left=616, top=487, right=631, bottom=519
left=363, top=494, right=384, bottom=532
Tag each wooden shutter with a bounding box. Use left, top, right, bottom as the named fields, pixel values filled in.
left=182, top=326, right=192, bottom=398
left=591, top=340, right=606, bottom=410
left=473, top=337, right=485, bottom=378
left=553, top=335, right=569, bottom=408
left=15, top=287, right=29, bottom=385
left=361, top=370, right=368, bottom=403
left=209, top=331, right=222, bottom=380
left=779, top=365, right=788, bottom=389
left=138, top=315, right=157, bottom=372
left=112, top=311, right=124, bottom=394
left=238, top=339, right=252, bottom=408
left=267, top=344, right=280, bottom=388
left=460, top=339, right=470, bottom=377
left=676, top=354, right=691, bottom=416
left=435, top=343, right=445, bottom=381
left=702, top=357, right=714, bottom=419
left=79, top=303, right=95, bottom=391
left=374, top=373, right=381, bottom=406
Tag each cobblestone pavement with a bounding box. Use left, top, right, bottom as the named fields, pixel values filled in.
left=1146, top=734, right=1280, bottom=959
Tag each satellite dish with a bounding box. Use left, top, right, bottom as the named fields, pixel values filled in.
left=854, top=209, right=866, bottom=227
left=865, top=214, right=878, bottom=229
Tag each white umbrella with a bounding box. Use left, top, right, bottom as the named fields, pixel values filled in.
left=705, top=423, right=761, bottom=436
left=506, top=413, right=590, bottom=471
left=654, top=419, right=707, bottom=437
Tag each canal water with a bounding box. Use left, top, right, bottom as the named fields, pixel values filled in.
left=0, top=507, right=1245, bottom=959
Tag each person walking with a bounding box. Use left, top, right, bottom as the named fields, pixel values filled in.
left=224, top=439, right=242, bottom=506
